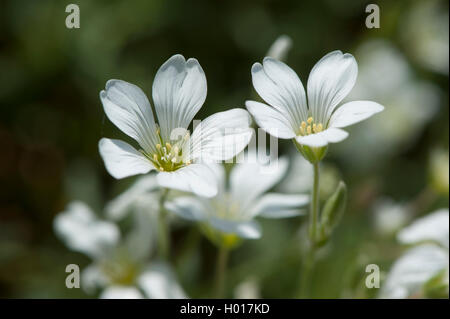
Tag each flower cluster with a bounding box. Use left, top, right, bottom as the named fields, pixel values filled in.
left=54, top=47, right=386, bottom=299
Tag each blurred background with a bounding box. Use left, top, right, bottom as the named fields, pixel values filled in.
left=0, top=0, right=448, bottom=298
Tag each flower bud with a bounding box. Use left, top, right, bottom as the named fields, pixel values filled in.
left=317, top=181, right=347, bottom=245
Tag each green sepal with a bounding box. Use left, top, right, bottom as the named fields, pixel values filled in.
left=199, top=223, right=242, bottom=250
left=293, top=140, right=328, bottom=164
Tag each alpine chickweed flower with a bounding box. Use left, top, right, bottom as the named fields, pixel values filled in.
left=381, top=209, right=449, bottom=298
left=245, top=50, right=383, bottom=297
left=99, top=54, right=253, bottom=198
left=54, top=201, right=186, bottom=299
left=246, top=50, right=384, bottom=163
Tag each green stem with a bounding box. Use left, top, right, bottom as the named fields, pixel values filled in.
left=309, top=162, right=320, bottom=242
left=299, top=162, right=320, bottom=298
left=299, top=245, right=315, bottom=298
left=158, top=188, right=170, bottom=260
left=214, top=246, right=229, bottom=298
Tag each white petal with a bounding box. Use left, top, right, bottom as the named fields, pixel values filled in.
left=206, top=162, right=227, bottom=195
left=53, top=201, right=119, bottom=258
left=307, top=50, right=358, bottom=124
left=398, top=209, right=449, bottom=249
left=245, top=100, right=296, bottom=139
left=329, top=100, right=384, bottom=128
left=209, top=218, right=262, bottom=239
left=165, top=196, right=208, bottom=221
left=250, top=193, right=309, bottom=218
left=190, top=108, right=253, bottom=162
left=156, top=164, right=217, bottom=198
left=105, top=175, right=159, bottom=220
left=152, top=54, right=207, bottom=142
left=380, top=244, right=448, bottom=298
left=100, top=286, right=144, bottom=299
left=295, top=127, right=349, bottom=147
left=230, top=156, right=288, bottom=213
left=100, top=79, right=159, bottom=154
left=251, top=58, right=308, bottom=128
left=138, top=263, right=187, bottom=299
left=98, top=138, right=154, bottom=179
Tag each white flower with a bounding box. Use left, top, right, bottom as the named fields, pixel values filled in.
left=166, top=153, right=309, bottom=241
left=380, top=209, right=449, bottom=298
left=99, top=54, right=253, bottom=198
left=245, top=50, right=384, bottom=148
left=54, top=201, right=186, bottom=299
left=397, top=209, right=449, bottom=249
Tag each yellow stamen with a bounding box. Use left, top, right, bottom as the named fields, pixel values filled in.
left=153, top=154, right=158, bottom=161
left=301, top=121, right=307, bottom=128
left=159, top=166, right=164, bottom=171
left=165, top=143, right=172, bottom=151
left=156, top=144, right=161, bottom=150
left=307, top=125, right=312, bottom=134
left=307, top=117, right=313, bottom=124
left=317, top=123, right=323, bottom=132
left=312, top=123, right=317, bottom=132
left=300, top=126, right=305, bottom=135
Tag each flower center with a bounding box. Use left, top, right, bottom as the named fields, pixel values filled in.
left=299, top=117, right=324, bottom=136
left=212, top=194, right=242, bottom=221
left=100, top=254, right=140, bottom=285
left=142, top=128, right=191, bottom=172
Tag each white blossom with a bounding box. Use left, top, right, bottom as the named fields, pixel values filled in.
left=246, top=50, right=384, bottom=148
left=54, top=200, right=186, bottom=299
left=166, top=152, right=308, bottom=240
left=99, top=54, right=253, bottom=197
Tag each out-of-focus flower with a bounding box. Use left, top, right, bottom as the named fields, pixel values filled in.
left=245, top=50, right=383, bottom=152
left=429, top=149, right=449, bottom=196
left=380, top=209, right=449, bottom=298
left=166, top=152, right=308, bottom=247
left=373, top=198, right=410, bottom=237
left=99, top=54, right=253, bottom=197
left=54, top=201, right=186, bottom=299
left=234, top=277, right=261, bottom=299
left=398, top=209, right=449, bottom=249
left=400, top=0, right=449, bottom=75
left=266, top=35, right=292, bottom=62
left=335, top=40, right=440, bottom=169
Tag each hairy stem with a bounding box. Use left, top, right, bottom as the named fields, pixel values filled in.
left=299, top=162, right=320, bottom=298
left=309, top=162, right=320, bottom=242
